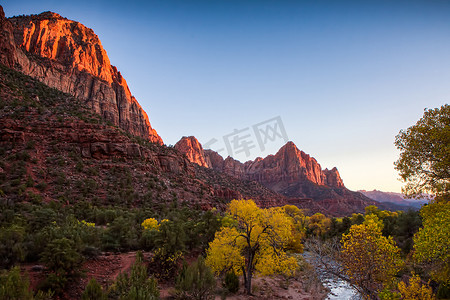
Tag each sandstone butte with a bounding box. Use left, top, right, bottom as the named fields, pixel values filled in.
left=1, top=7, right=162, bottom=144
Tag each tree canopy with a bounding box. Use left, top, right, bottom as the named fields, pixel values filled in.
left=394, top=104, right=450, bottom=198
left=340, top=214, right=403, bottom=298
left=205, top=200, right=299, bottom=294
left=413, top=201, right=450, bottom=284
left=395, top=104, right=450, bottom=291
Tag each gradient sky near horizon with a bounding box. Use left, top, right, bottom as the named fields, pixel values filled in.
left=4, top=0, right=450, bottom=193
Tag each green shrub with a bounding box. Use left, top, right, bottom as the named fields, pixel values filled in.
left=0, top=267, right=33, bottom=299
left=149, top=248, right=183, bottom=281
left=175, top=256, right=216, bottom=300
left=0, top=266, right=54, bottom=299
left=82, top=278, right=106, bottom=300
left=40, top=237, right=84, bottom=293
left=101, top=216, right=138, bottom=251
left=110, top=251, right=159, bottom=300
left=35, top=182, right=47, bottom=191
left=0, top=224, right=25, bottom=268
left=140, top=228, right=158, bottom=251
left=224, top=270, right=239, bottom=294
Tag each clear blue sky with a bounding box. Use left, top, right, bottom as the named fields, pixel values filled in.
left=4, top=0, right=450, bottom=192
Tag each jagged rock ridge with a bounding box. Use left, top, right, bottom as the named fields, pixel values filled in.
left=176, top=136, right=379, bottom=215
left=181, top=139, right=344, bottom=190
left=2, top=7, right=162, bottom=144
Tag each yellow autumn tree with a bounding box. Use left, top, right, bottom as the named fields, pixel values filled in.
left=413, top=200, right=450, bottom=284
left=307, top=213, right=331, bottom=236
left=142, top=218, right=159, bottom=230
left=205, top=200, right=298, bottom=294
left=141, top=218, right=168, bottom=231
left=340, top=214, right=403, bottom=298
left=398, top=273, right=435, bottom=300
left=282, top=205, right=306, bottom=253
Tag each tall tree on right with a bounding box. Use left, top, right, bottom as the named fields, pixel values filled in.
left=395, top=104, right=449, bottom=295
left=394, top=104, right=449, bottom=198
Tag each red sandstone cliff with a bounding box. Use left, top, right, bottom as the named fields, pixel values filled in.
left=204, top=140, right=345, bottom=189
left=0, top=7, right=17, bottom=69
left=174, top=136, right=211, bottom=168
left=323, top=167, right=344, bottom=188
left=1, top=8, right=162, bottom=144
left=244, top=141, right=343, bottom=188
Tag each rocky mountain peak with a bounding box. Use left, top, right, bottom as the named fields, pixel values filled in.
left=174, top=136, right=211, bottom=168
left=1, top=6, right=162, bottom=144
left=10, top=12, right=112, bottom=82
left=324, top=167, right=344, bottom=188
left=36, top=11, right=64, bottom=19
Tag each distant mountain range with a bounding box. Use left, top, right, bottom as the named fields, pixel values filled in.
left=358, top=190, right=429, bottom=209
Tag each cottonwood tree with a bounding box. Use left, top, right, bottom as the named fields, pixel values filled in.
left=340, top=214, right=403, bottom=299
left=205, top=200, right=298, bottom=294
left=398, top=273, right=435, bottom=300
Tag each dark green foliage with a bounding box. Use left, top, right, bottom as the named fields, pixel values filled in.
left=39, top=237, right=84, bottom=293
left=224, top=270, right=239, bottom=294
left=82, top=278, right=106, bottom=300
left=437, top=283, right=450, bottom=299
left=0, top=267, right=33, bottom=299
left=155, top=218, right=188, bottom=254
left=352, top=214, right=364, bottom=225
left=140, top=228, right=159, bottom=251
left=325, top=216, right=352, bottom=239
left=0, top=267, right=54, bottom=299
left=111, top=251, right=159, bottom=300
left=141, top=208, right=221, bottom=256
left=142, top=208, right=221, bottom=280
left=34, top=182, right=47, bottom=192
left=175, top=256, right=216, bottom=300
left=25, top=214, right=101, bottom=262
left=0, top=224, right=25, bottom=269
left=382, top=209, right=422, bottom=254
left=102, top=216, right=139, bottom=252
left=149, top=248, right=184, bottom=281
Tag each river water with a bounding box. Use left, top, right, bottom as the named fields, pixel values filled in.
left=319, top=269, right=362, bottom=300
left=302, top=252, right=362, bottom=300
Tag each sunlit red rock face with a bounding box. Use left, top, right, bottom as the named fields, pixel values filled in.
left=202, top=141, right=345, bottom=190
left=245, top=142, right=345, bottom=189
left=6, top=10, right=162, bottom=144
left=175, top=136, right=211, bottom=168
